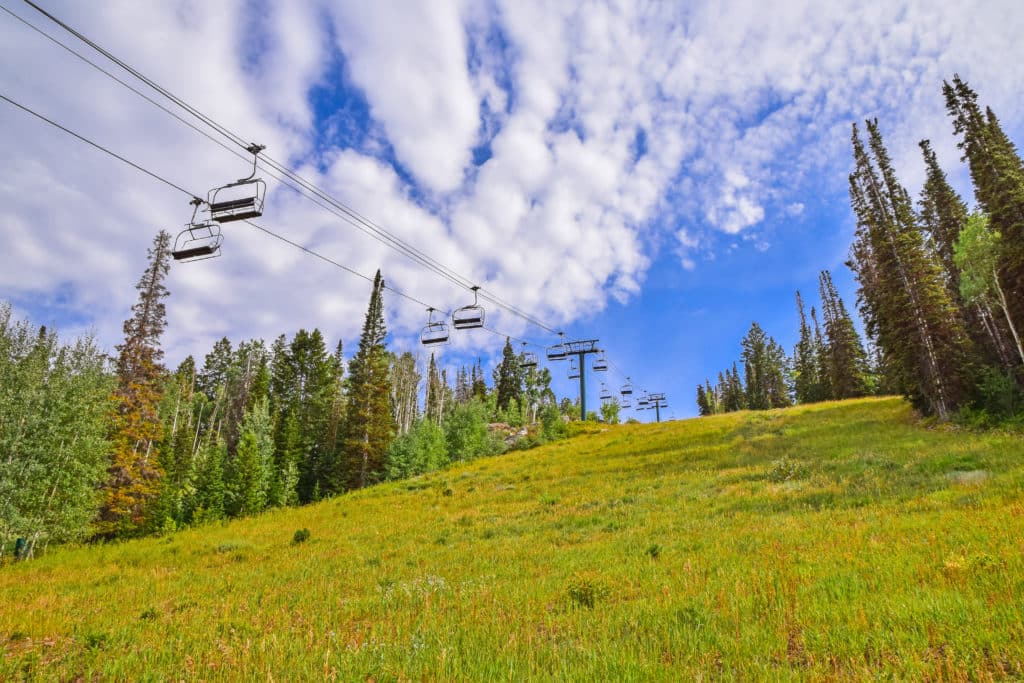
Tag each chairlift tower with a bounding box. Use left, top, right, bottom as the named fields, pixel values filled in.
left=558, top=339, right=601, bottom=421
left=646, top=393, right=667, bottom=423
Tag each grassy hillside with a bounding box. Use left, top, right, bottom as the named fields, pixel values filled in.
left=2, top=397, right=1024, bottom=680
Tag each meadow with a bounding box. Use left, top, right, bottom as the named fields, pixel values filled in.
left=2, top=396, right=1023, bottom=680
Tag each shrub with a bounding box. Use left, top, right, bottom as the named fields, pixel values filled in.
left=566, top=572, right=610, bottom=609
left=292, top=528, right=310, bottom=545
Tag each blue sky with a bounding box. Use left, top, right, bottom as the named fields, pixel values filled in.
left=2, top=0, right=1023, bottom=420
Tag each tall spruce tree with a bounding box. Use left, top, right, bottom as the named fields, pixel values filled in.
left=848, top=121, right=974, bottom=417
left=425, top=353, right=445, bottom=425
left=98, top=230, right=172, bottom=537
left=340, top=271, right=394, bottom=490
left=818, top=270, right=869, bottom=399
left=793, top=291, right=821, bottom=404
left=944, top=75, right=1024, bottom=376
left=919, top=139, right=1016, bottom=371
left=494, top=338, right=523, bottom=412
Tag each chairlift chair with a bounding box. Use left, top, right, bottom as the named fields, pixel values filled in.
left=568, top=358, right=580, bottom=380
left=546, top=332, right=568, bottom=361
left=452, top=286, right=485, bottom=329
left=637, top=392, right=650, bottom=407
left=208, top=144, right=266, bottom=223
left=621, top=397, right=632, bottom=409
left=620, top=378, right=634, bottom=396
left=420, top=308, right=450, bottom=346
left=519, top=342, right=538, bottom=369
left=599, top=384, right=612, bottom=401
left=592, top=351, right=608, bottom=372
left=172, top=198, right=223, bottom=262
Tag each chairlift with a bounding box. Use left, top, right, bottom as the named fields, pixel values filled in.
left=546, top=332, right=568, bottom=361
left=637, top=392, right=650, bottom=407
left=452, top=286, right=485, bottom=329
left=208, top=143, right=266, bottom=223
left=568, top=357, right=580, bottom=380
left=519, top=342, right=538, bottom=369
left=621, top=378, right=633, bottom=396
left=172, top=198, right=223, bottom=262
left=621, top=397, right=632, bottom=409
left=593, top=351, right=608, bottom=372
left=420, top=307, right=450, bottom=346
left=599, top=384, right=612, bottom=401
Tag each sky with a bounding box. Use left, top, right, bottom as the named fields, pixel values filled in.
left=1, top=0, right=1023, bottom=420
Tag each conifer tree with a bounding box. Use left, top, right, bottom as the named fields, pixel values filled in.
left=919, top=138, right=1016, bottom=370
left=793, top=291, right=820, bottom=404
left=848, top=121, right=974, bottom=417
left=741, top=322, right=770, bottom=410
left=944, top=76, right=1024, bottom=372
left=98, top=230, right=172, bottom=537
left=494, top=338, right=523, bottom=412
left=696, top=383, right=710, bottom=416
left=340, top=271, right=394, bottom=490
left=818, top=270, right=869, bottom=399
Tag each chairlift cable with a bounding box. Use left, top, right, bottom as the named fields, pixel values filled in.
left=1, top=91, right=572, bottom=351
left=0, top=91, right=196, bottom=197
left=17, top=0, right=562, bottom=336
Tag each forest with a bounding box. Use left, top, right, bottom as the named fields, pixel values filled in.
left=698, top=76, right=1023, bottom=424
left=0, top=261, right=583, bottom=560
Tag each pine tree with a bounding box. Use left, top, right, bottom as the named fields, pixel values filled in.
left=97, top=230, right=172, bottom=537
left=919, top=138, right=1016, bottom=371
left=809, top=306, right=833, bottom=400
left=494, top=338, right=523, bottom=412
left=818, top=270, right=869, bottom=399
left=696, top=383, right=710, bottom=416
left=741, top=322, right=770, bottom=410
left=793, top=291, right=820, bottom=404
left=340, top=271, right=394, bottom=490
left=848, top=121, right=974, bottom=417
left=944, top=77, right=1024, bottom=351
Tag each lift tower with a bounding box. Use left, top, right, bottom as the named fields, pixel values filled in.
left=561, top=339, right=601, bottom=421
left=646, top=393, right=668, bottom=423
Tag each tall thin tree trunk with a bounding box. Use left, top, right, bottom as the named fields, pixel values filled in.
left=994, top=270, right=1024, bottom=365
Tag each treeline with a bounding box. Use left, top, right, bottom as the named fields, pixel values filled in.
left=697, top=75, right=1024, bottom=421
left=848, top=76, right=1023, bottom=419
left=696, top=270, right=877, bottom=415
left=1, top=236, right=568, bottom=559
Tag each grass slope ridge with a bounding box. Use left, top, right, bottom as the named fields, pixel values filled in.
left=3, top=397, right=1024, bottom=680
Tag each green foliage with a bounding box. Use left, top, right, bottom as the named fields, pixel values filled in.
left=0, top=306, right=114, bottom=557
left=599, top=399, right=621, bottom=425
left=7, top=398, right=1024, bottom=679
left=955, top=213, right=1002, bottom=304
left=291, top=528, right=310, bottom=545
left=444, top=399, right=494, bottom=461
left=385, top=419, right=449, bottom=480
left=340, top=270, right=394, bottom=490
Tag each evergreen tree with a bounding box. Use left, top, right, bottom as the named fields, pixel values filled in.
left=471, top=359, right=488, bottom=400
left=696, top=383, right=710, bottom=416
left=98, top=230, right=172, bottom=537
left=944, top=76, right=1024, bottom=352
left=741, top=322, right=771, bottom=410
left=340, top=271, right=394, bottom=490
left=848, top=120, right=974, bottom=417
left=818, top=270, right=869, bottom=399
left=810, top=306, right=833, bottom=400
left=919, top=138, right=1016, bottom=371
left=494, top=338, right=523, bottom=412
left=793, top=291, right=820, bottom=404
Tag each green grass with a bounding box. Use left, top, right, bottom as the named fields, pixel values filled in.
left=3, top=397, right=1024, bottom=680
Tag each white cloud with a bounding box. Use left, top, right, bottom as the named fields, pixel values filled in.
left=2, top=0, right=1024, bottom=369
